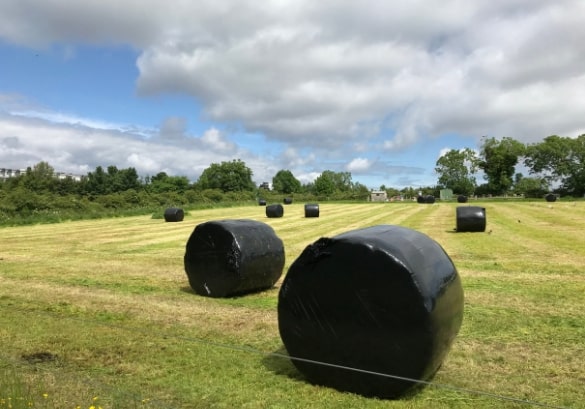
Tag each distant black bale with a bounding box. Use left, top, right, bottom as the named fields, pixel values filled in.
left=456, top=206, right=486, bottom=232
left=283, top=197, right=293, bottom=205
left=304, top=203, right=320, bottom=218
left=258, top=199, right=267, bottom=206
left=416, top=195, right=425, bottom=204
left=184, top=219, right=285, bottom=298
left=266, top=204, right=284, bottom=218
left=425, top=195, right=436, bottom=204
left=457, top=195, right=468, bottom=203
left=164, top=207, right=184, bottom=222
left=545, top=193, right=557, bottom=202
left=278, top=225, right=464, bottom=399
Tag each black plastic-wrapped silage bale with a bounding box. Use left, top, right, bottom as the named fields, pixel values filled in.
left=266, top=204, right=284, bottom=218
left=278, top=225, right=464, bottom=399
left=416, top=195, right=425, bottom=204
left=545, top=193, right=557, bottom=202
left=425, top=195, right=436, bottom=204
left=164, top=207, right=184, bottom=222
left=258, top=199, right=267, bottom=206
left=304, top=203, right=319, bottom=218
left=284, top=197, right=293, bottom=205
left=184, top=219, right=285, bottom=298
left=456, top=206, right=486, bottom=232
left=457, top=195, right=468, bottom=203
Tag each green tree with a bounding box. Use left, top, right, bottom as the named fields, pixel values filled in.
left=149, top=172, right=190, bottom=193
left=513, top=174, right=548, bottom=198
left=85, top=166, right=108, bottom=195
left=524, top=134, right=585, bottom=196
left=313, top=171, right=337, bottom=196
left=434, top=148, right=479, bottom=195
left=332, top=171, right=353, bottom=192
left=117, top=167, right=141, bottom=192
left=22, top=161, right=56, bottom=193
left=197, top=159, right=255, bottom=192
left=272, top=170, right=301, bottom=194
left=478, top=136, right=526, bottom=195
left=55, top=176, right=81, bottom=196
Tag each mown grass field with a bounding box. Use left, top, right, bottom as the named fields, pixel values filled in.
left=1, top=201, right=584, bottom=409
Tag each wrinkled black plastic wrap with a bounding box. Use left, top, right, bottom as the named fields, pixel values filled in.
left=417, top=195, right=435, bottom=204
left=304, top=203, right=320, bottom=218
left=164, top=207, right=184, bottom=222
left=545, top=193, right=557, bottom=202
left=456, top=206, right=487, bottom=232
left=457, top=195, right=468, bottom=203
left=278, top=225, right=464, bottom=399
left=184, top=219, right=285, bottom=298
left=266, top=204, right=284, bottom=218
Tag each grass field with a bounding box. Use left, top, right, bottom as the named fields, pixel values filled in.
left=1, top=201, right=584, bottom=409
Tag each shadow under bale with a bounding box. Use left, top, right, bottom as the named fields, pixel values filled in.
left=164, top=207, right=184, bottom=222
left=184, top=219, right=285, bottom=298
left=456, top=206, right=486, bottom=232
left=304, top=203, right=319, bottom=218
left=278, top=225, right=464, bottom=399
left=266, top=204, right=284, bottom=218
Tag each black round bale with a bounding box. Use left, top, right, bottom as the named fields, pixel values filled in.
left=283, top=197, right=293, bottom=205
left=545, top=193, right=557, bottom=202
left=266, top=204, right=284, bottom=218
left=304, top=203, right=320, bottom=218
left=425, top=195, right=436, bottom=204
left=278, top=225, right=464, bottom=399
left=164, top=207, right=184, bottom=222
left=258, top=199, right=267, bottom=206
left=456, top=206, right=486, bottom=232
left=416, top=195, right=425, bottom=204
left=184, top=219, right=285, bottom=298
left=457, top=195, right=468, bottom=203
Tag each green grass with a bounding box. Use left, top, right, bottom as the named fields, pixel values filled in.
left=1, top=201, right=584, bottom=408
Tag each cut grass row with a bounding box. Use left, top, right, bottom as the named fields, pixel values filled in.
left=1, top=201, right=584, bottom=408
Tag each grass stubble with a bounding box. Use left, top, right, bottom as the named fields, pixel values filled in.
left=1, top=201, right=584, bottom=408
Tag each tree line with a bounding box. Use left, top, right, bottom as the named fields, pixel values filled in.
left=435, top=134, right=585, bottom=198
left=1, top=133, right=582, bottom=225
left=0, top=159, right=378, bottom=225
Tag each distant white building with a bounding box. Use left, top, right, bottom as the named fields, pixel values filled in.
left=1, top=167, right=83, bottom=181
left=370, top=190, right=388, bottom=202
left=55, top=172, right=83, bottom=182
left=0, top=168, right=25, bottom=180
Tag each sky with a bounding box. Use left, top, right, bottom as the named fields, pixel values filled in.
left=1, top=1, right=584, bottom=190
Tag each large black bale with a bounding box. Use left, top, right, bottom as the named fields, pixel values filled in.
left=284, top=197, right=293, bottom=205
left=457, top=195, right=468, bottom=203
left=545, top=193, right=557, bottom=202
left=266, top=204, right=284, bottom=218
left=456, top=206, right=486, bottom=232
left=164, top=207, right=184, bottom=222
left=304, top=203, right=320, bottom=218
left=416, top=195, right=425, bottom=204
left=278, top=225, right=464, bottom=399
left=184, top=219, right=285, bottom=298
left=425, top=195, right=436, bottom=204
